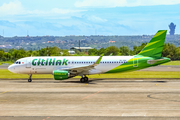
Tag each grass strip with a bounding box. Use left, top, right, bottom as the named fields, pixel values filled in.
left=161, top=61, right=180, bottom=65
left=1, top=69, right=180, bottom=79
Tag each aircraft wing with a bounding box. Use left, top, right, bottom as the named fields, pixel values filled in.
left=56, top=54, right=104, bottom=74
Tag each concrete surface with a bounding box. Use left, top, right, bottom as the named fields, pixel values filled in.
left=139, top=65, right=180, bottom=71
left=0, top=65, right=9, bottom=69
left=0, top=79, right=180, bottom=120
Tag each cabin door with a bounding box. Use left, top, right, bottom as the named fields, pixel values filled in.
left=133, top=58, right=138, bottom=67
left=26, top=58, right=31, bottom=68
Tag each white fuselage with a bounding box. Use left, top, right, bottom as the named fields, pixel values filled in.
left=8, top=56, right=133, bottom=75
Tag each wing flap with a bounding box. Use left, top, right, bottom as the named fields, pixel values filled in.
left=57, top=54, right=104, bottom=74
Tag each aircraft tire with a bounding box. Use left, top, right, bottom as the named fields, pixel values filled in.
left=84, top=77, right=88, bottom=82
left=80, top=78, right=85, bottom=83
left=28, top=79, right=32, bottom=82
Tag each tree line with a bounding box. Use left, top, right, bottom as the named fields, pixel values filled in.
left=0, top=43, right=180, bottom=62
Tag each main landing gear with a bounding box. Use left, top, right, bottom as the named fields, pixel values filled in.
left=80, top=76, right=89, bottom=83
left=28, top=74, right=32, bottom=82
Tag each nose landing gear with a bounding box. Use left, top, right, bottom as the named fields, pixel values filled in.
left=28, top=74, right=32, bottom=82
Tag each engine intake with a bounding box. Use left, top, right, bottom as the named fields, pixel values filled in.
left=53, top=70, right=70, bottom=80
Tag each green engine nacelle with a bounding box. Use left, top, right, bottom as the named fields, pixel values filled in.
left=53, top=70, right=69, bottom=80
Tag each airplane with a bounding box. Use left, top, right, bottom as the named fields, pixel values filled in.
left=8, top=30, right=170, bottom=83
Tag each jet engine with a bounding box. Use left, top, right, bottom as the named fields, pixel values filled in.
left=53, top=70, right=70, bottom=80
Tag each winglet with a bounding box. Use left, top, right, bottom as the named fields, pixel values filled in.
left=109, top=53, right=113, bottom=56
left=94, top=54, right=104, bottom=65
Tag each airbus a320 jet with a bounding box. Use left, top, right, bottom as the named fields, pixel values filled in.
left=8, top=30, right=170, bottom=83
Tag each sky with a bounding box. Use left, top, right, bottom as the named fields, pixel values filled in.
left=0, top=0, right=180, bottom=37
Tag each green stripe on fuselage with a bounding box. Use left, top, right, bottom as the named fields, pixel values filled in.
left=106, top=55, right=170, bottom=73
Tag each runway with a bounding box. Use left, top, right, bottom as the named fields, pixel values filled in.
left=0, top=79, right=180, bottom=120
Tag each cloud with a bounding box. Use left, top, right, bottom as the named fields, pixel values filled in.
left=0, top=20, right=16, bottom=28
left=51, top=8, right=84, bottom=14
left=24, top=21, right=60, bottom=30
left=0, top=1, right=24, bottom=15
left=84, top=15, right=107, bottom=22
left=0, top=1, right=84, bottom=17
left=75, top=0, right=180, bottom=7
left=26, top=8, right=85, bottom=16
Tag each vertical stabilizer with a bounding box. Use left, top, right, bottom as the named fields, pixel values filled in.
left=137, top=30, right=167, bottom=58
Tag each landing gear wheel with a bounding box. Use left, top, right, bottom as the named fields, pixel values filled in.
left=84, top=77, right=88, bottom=82
left=28, top=79, right=32, bottom=82
left=28, top=74, right=32, bottom=82
left=80, top=78, right=85, bottom=83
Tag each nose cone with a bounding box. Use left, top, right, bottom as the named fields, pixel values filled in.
left=8, top=65, right=15, bottom=73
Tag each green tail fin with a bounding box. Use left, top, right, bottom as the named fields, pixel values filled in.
left=137, top=30, right=167, bottom=58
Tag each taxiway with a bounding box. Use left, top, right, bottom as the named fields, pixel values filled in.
left=0, top=79, right=180, bottom=119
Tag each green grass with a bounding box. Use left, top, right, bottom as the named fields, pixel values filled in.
left=0, top=69, right=52, bottom=79
left=161, top=61, right=180, bottom=65
left=1, top=69, right=180, bottom=79
left=84, top=71, right=180, bottom=78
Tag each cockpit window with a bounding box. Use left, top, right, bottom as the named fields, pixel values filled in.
left=14, top=61, right=21, bottom=64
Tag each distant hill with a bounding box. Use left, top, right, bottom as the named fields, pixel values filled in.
left=0, top=34, right=180, bottom=50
